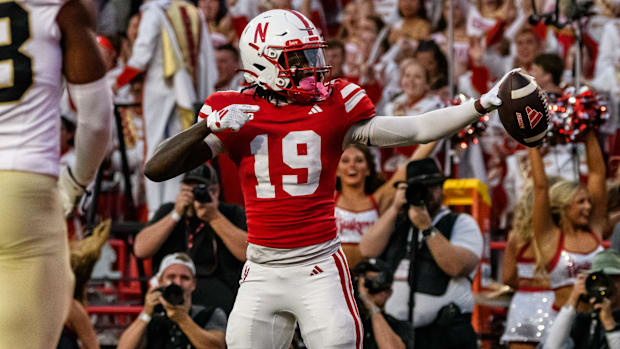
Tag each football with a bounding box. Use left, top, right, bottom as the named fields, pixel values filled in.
left=497, top=71, right=550, bottom=147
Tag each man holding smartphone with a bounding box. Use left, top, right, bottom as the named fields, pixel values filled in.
left=134, top=163, right=248, bottom=314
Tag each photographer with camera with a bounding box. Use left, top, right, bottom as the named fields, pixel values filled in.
left=355, top=259, right=415, bottom=349
left=134, top=164, right=247, bottom=314
left=544, top=249, right=620, bottom=349
left=359, top=158, right=482, bottom=349
left=117, top=253, right=226, bottom=349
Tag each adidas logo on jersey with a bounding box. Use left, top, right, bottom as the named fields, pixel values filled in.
left=308, top=105, right=323, bottom=115
left=310, top=265, right=323, bottom=276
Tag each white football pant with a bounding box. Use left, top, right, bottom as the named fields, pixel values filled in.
left=226, top=248, right=363, bottom=349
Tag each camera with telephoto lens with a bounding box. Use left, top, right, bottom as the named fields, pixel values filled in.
left=582, top=271, right=613, bottom=304
left=192, top=184, right=212, bottom=203
left=406, top=180, right=430, bottom=206
left=156, top=283, right=185, bottom=306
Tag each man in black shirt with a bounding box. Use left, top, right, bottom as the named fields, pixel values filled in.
left=134, top=164, right=247, bottom=314
left=117, top=253, right=227, bottom=349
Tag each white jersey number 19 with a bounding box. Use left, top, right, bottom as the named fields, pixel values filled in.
left=251, top=131, right=322, bottom=198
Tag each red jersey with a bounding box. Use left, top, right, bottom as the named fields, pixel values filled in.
left=200, top=79, right=375, bottom=248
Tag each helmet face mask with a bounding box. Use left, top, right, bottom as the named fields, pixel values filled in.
left=277, top=45, right=332, bottom=103
left=239, top=10, right=332, bottom=104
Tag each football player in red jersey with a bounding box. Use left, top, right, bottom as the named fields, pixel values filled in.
left=145, top=9, right=515, bottom=349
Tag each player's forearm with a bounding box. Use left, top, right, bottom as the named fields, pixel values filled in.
left=134, top=215, right=178, bottom=259
left=69, top=78, right=113, bottom=184
left=209, top=213, right=248, bottom=262
left=145, top=120, right=213, bottom=182
left=346, top=100, right=481, bottom=147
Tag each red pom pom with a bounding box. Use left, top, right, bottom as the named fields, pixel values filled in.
left=546, top=86, right=609, bottom=145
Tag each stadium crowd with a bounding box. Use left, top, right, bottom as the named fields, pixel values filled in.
left=7, top=0, right=620, bottom=348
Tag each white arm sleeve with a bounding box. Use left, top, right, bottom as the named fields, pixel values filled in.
left=345, top=99, right=481, bottom=147
left=543, top=305, right=576, bottom=349
left=67, top=76, right=113, bottom=185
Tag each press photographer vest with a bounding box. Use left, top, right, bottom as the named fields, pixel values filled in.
left=382, top=211, right=459, bottom=296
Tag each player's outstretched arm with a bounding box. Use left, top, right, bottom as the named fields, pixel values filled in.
left=347, top=100, right=482, bottom=146
left=145, top=119, right=214, bottom=182
left=345, top=69, right=518, bottom=147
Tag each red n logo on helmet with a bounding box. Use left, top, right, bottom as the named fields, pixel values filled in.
left=254, top=22, right=269, bottom=43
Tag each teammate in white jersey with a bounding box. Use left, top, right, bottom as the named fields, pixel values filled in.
left=0, top=0, right=112, bottom=347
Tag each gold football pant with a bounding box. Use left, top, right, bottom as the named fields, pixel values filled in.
left=0, top=171, right=74, bottom=349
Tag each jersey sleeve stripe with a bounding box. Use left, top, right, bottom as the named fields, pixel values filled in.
left=344, top=90, right=366, bottom=113
left=198, top=104, right=212, bottom=119
left=340, top=83, right=360, bottom=99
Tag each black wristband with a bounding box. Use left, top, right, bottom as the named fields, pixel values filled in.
left=421, top=227, right=435, bottom=238
left=474, top=99, right=487, bottom=114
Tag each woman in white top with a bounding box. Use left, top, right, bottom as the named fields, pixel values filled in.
left=529, top=131, right=608, bottom=311
left=502, top=180, right=561, bottom=349
left=383, top=59, right=445, bottom=117
left=335, top=142, right=437, bottom=268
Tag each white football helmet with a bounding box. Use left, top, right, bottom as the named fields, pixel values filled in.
left=239, top=9, right=331, bottom=103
